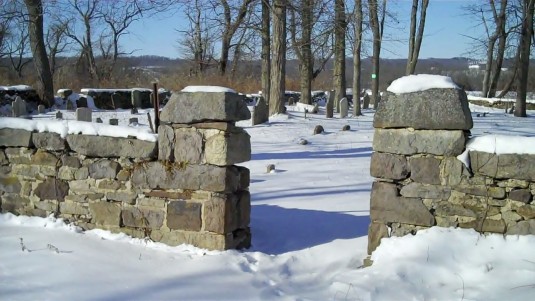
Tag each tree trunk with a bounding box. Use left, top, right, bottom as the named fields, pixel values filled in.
left=406, top=0, right=429, bottom=75
left=269, top=0, right=286, bottom=116
left=488, top=0, right=508, bottom=97
left=261, top=0, right=270, bottom=106
left=368, top=0, right=381, bottom=108
left=299, top=0, right=313, bottom=105
left=24, top=0, right=54, bottom=107
left=333, top=0, right=346, bottom=111
left=514, top=0, right=534, bottom=117
left=353, top=0, right=363, bottom=116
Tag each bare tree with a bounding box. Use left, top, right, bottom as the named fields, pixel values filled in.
left=269, top=0, right=287, bottom=115
left=514, top=0, right=534, bottom=117
left=333, top=0, right=346, bottom=110
left=46, top=20, right=71, bottom=76
left=352, top=0, right=363, bottom=116
left=289, top=0, right=314, bottom=105
left=406, top=0, right=429, bottom=75
left=261, top=0, right=270, bottom=105
left=368, top=0, right=381, bottom=107
left=24, top=0, right=54, bottom=106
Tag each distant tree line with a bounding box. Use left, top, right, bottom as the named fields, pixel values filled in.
left=0, top=0, right=533, bottom=117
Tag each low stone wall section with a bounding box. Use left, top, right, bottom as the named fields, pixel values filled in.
left=368, top=88, right=535, bottom=255
left=0, top=92, right=252, bottom=250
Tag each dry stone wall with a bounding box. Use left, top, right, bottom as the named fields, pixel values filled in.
left=368, top=88, right=535, bottom=255
left=0, top=92, right=252, bottom=250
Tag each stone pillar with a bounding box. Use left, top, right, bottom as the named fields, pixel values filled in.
left=150, top=91, right=252, bottom=250
left=367, top=87, right=473, bottom=255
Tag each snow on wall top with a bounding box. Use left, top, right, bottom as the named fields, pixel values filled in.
left=0, top=85, right=34, bottom=91
left=0, top=117, right=157, bottom=142
left=387, top=74, right=459, bottom=94
left=181, top=86, right=236, bottom=93
left=80, top=88, right=152, bottom=93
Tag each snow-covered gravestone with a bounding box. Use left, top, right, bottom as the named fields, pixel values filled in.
left=339, top=97, right=348, bottom=118
left=252, top=96, right=269, bottom=126
left=37, top=105, right=45, bottom=114
left=131, top=89, right=142, bottom=108
left=76, top=107, right=92, bottom=122
left=11, top=96, right=27, bottom=117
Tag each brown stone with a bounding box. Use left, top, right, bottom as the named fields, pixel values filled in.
left=400, top=182, right=451, bottom=199
left=167, top=201, right=202, bottom=231
left=367, top=222, right=389, bottom=255
left=508, top=189, right=532, bottom=204
left=89, top=202, right=121, bottom=226
left=517, top=205, right=535, bottom=219
left=173, top=129, right=203, bottom=164
left=370, top=152, right=410, bottom=180
left=34, top=178, right=69, bottom=201
left=459, top=219, right=506, bottom=233
left=0, top=176, right=21, bottom=193
left=121, top=208, right=164, bottom=229
left=410, top=157, right=441, bottom=184
left=144, top=190, right=193, bottom=200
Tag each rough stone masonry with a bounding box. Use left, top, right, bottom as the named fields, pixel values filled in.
left=368, top=87, right=535, bottom=256
left=0, top=91, right=252, bottom=250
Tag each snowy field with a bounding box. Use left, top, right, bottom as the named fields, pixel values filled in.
left=1, top=97, right=535, bottom=300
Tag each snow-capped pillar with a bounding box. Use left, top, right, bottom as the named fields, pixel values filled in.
left=367, top=75, right=473, bottom=260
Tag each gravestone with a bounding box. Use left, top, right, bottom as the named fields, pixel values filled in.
left=129, top=118, right=139, bottom=125
left=66, top=100, right=74, bottom=111
left=340, top=97, right=349, bottom=118
left=11, top=96, right=27, bottom=117
left=37, top=105, right=45, bottom=114
left=326, top=90, right=334, bottom=118
left=288, top=97, right=295, bottom=106
left=76, top=108, right=92, bottom=122
left=362, top=93, right=370, bottom=109
left=55, top=111, right=63, bottom=119
left=131, top=90, right=142, bottom=108
left=252, top=97, right=269, bottom=126
left=131, top=107, right=138, bottom=114
left=96, top=117, right=103, bottom=123
left=78, top=96, right=88, bottom=108
left=111, top=93, right=119, bottom=109
left=109, top=118, right=119, bottom=125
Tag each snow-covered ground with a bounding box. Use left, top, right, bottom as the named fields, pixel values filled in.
left=1, top=100, right=535, bottom=300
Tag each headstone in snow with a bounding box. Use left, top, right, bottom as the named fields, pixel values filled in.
left=326, top=90, right=334, bottom=118
left=109, top=118, right=119, bottom=126
left=96, top=117, right=103, bottom=123
left=362, top=93, right=370, bottom=109
left=66, top=99, right=74, bottom=111
left=37, top=105, right=45, bottom=114
left=288, top=97, right=295, bottom=106
left=339, top=97, right=348, bottom=118
left=76, top=107, right=92, bottom=122
left=11, top=96, right=27, bottom=117
left=131, top=90, right=142, bottom=108
left=129, top=118, right=138, bottom=125
left=251, top=96, right=269, bottom=126
left=55, top=111, right=63, bottom=119
left=131, top=107, right=138, bottom=114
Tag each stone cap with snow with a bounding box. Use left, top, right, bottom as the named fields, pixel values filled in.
left=160, top=89, right=251, bottom=124
left=373, top=75, right=473, bottom=130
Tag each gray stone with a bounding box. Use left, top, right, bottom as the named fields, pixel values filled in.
left=440, top=157, right=469, bottom=186
left=5, top=148, right=33, bottom=164
left=129, top=118, right=138, bottom=125
left=508, top=189, right=532, bottom=203
left=410, top=157, right=441, bottom=184
left=0, top=150, right=7, bottom=165
left=0, top=128, right=33, bottom=147
left=55, top=111, right=63, bottom=119
left=470, top=151, right=535, bottom=181
left=131, top=90, right=142, bottom=108
left=313, top=125, right=324, bottom=135
left=167, top=201, right=202, bottom=231
left=373, top=128, right=466, bottom=156
left=106, top=192, right=136, bottom=204
left=1, top=193, right=30, bottom=213
left=75, top=167, right=89, bottom=180
left=88, top=160, right=120, bottom=179
left=61, top=155, right=81, bottom=168
left=89, top=202, right=121, bottom=226
left=454, top=185, right=506, bottom=199
left=459, top=219, right=506, bottom=233
left=160, top=92, right=251, bottom=124
left=362, top=93, right=370, bottom=109
left=37, top=105, right=45, bottom=114
left=109, top=118, right=119, bottom=125
left=122, top=208, right=164, bottom=229
left=31, top=150, right=59, bottom=166
left=11, top=96, right=27, bottom=117
left=517, top=205, right=535, bottom=219
left=342, top=125, right=350, bottom=131
left=205, top=128, right=251, bottom=166
left=96, top=179, right=123, bottom=190
left=288, top=97, right=295, bottom=105
left=96, top=118, right=103, bottom=123
left=60, top=202, right=89, bottom=215
left=32, top=132, right=66, bottom=150
left=339, top=97, right=348, bottom=118
left=237, top=166, right=250, bottom=190
left=434, top=201, right=477, bottom=217
left=58, top=166, right=76, bottom=180
left=131, top=161, right=239, bottom=192
left=370, top=181, right=435, bottom=226
left=374, top=88, right=473, bottom=130
left=0, top=176, right=21, bottom=193
left=158, top=125, right=175, bottom=161
left=506, top=220, right=535, bottom=235
left=370, top=152, right=410, bottom=180
left=34, top=178, right=69, bottom=201
left=34, top=200, right=59, bottom=211
left=400, top=182, right=451, bottom=199
left=497, top=179, right=530, bottom=189
left=67, top=135, right=157, bottom=159
left=174, top=129, right=203, bottom=164
left=252, top=96, right=269, bottom=126
left=367, top=222, right=389, bottom=255
left=76, top=107, right=92, bottom=122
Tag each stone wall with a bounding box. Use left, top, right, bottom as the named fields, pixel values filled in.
left=0, top=92, right=252, bottom=250
left=368, top=88, right=535, bottom=255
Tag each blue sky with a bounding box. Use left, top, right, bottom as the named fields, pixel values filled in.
left=123, top=0, right=481, bottom=60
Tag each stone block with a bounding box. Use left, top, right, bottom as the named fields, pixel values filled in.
left=373, top=128, right=466, bottom=156
left=64, top=195, right=88, bottom=203
left=440, top=157, right=471, bottom=187
left=506, top=220, right=535, bottom=235
left=31, top=150, right=59, bottom=166
left=0, top=128, right=32, bottom=147
left=0, top=176, right=21, bottom=193
left=34, top=178, right=69, bottom=201
left=34, top=200, right=58, bottom=212
left=121, top=207, right=164, bottom=229
left=32, top=132, right=66, bottom=150
left=131, top=162, right=240, bottom=192
left=434, top=201, right=477, bottom=218
left=174, top=129, right=203, bottom=164
left=497, top=179, right=530, bottom=189
left=370, top=152, right=410, bottom=180
left=508, top=189, right=532, bottom=203
left=339, top=98, right=349, bottom=118
left=167, top=200, right=202, bottom=231
left=158, top=125, right=175, bottom=161
left=5, top=148, right=33, bottom=164
left=205, top=128, right=251, bottom=166
left=400, top=183, right=451, bottom=199
left=0, top=193, right=30, bottom=213
left=367, top=222, right=389, bottom=255
left=76, top=107, right=92, bottom=122
left=75, top=167, right=89, bottom=180
left=89, top=202, right=121, bottom=227
left=237, top=166, right=250, bottom=190
left=374, top=88, right=473, bottom=130
left=137, top=198, right=166, bottom=208
left=61, top=155, right=81, bottom=168
left=0, top=150, right=7, bottom=165
left=60, top=202, right=89, bottom=215
left=459, top=219, right=506, bottom=233
left=470, top=151, right=535, bottom=181
left=96, top=179, right=123, bottom=190
left=11, top=164, right=55, bottom=179
left=69, top=179, right=95, bottom=194
left=89, top=160, right=120, bottom=179
left=151, top=230, right=228, bottom=250
left=370, top=181, right=435, bottom=226
left=106, top=192, right=136, bottom=204
left=58, top=166, right=77, bottom=180
left=160, top=92, right=251, bottom=124
left=67, top=135, right=157, bottom=159
left=454, top=185, right=506, bottom=199
left=410, top=157, right=441, bottom=184
left=517, top=205, right=535, bottom=219
left=144, top=190, right=193, bottom=199
left=202, top=192, right=247, bottom=234
left=252, top=97, right=269, bottom=125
